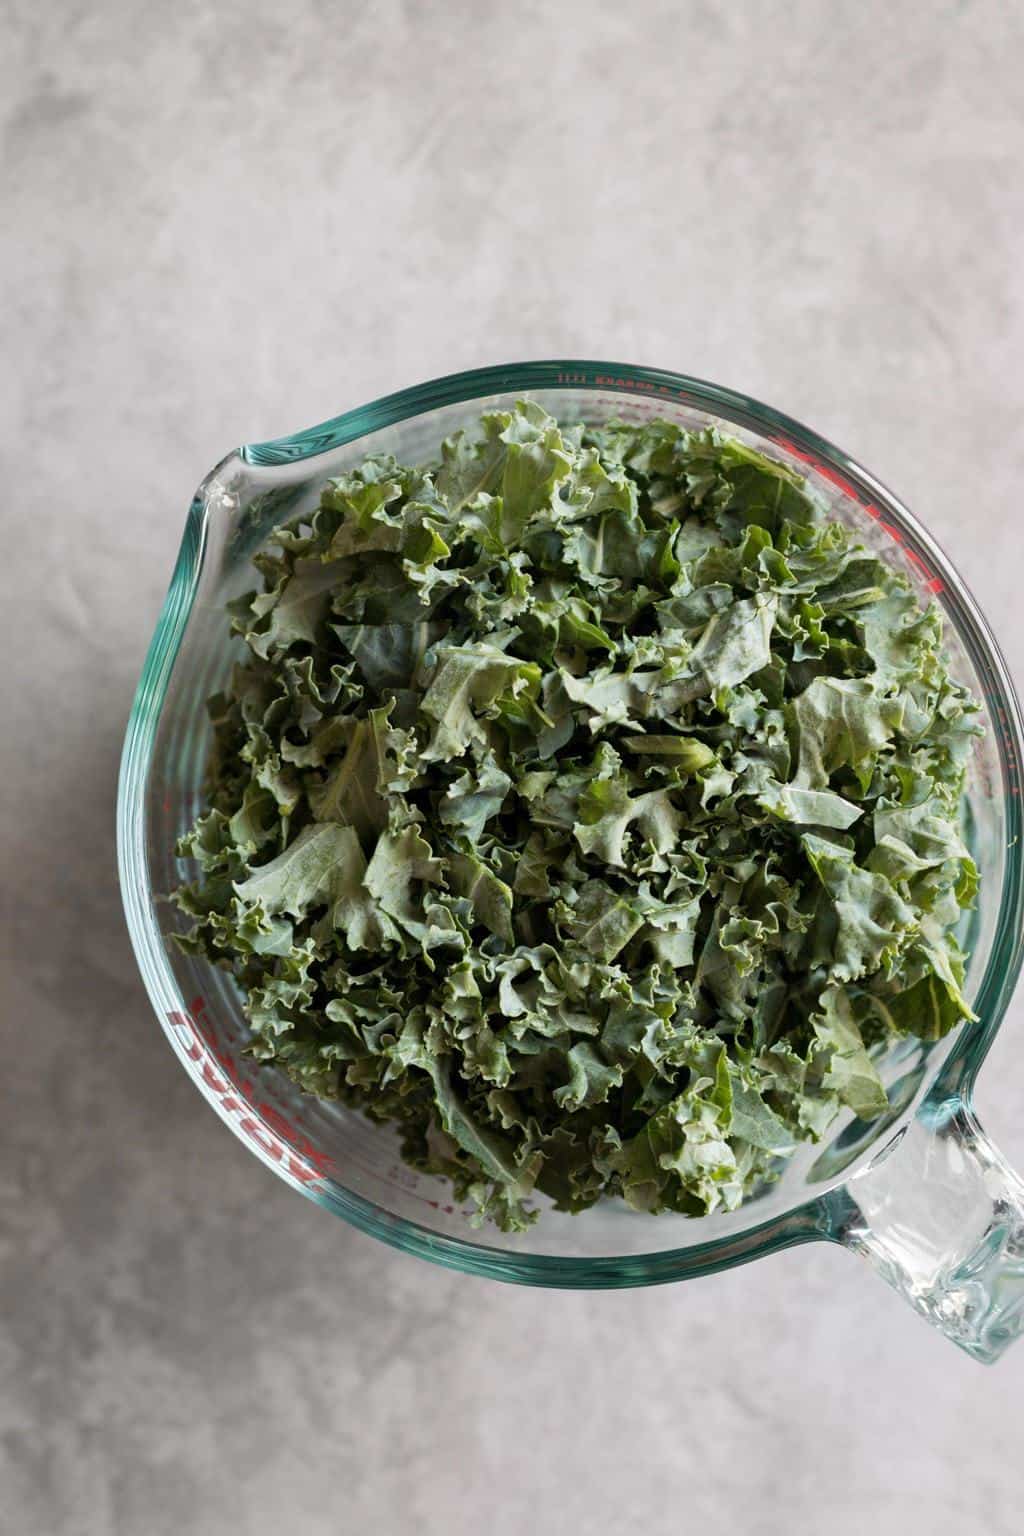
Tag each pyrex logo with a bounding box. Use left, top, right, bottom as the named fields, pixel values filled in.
left=166, top=997, right=335, bottom=1188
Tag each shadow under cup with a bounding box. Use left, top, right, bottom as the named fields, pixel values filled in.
left=119, top=365, right=1024, bottom=1294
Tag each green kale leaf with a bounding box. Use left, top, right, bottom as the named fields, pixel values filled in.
left=175, top=404, right=980, bottom=1229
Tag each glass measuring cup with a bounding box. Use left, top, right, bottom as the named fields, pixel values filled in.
left=117, top=362, right=1024, bottom=1363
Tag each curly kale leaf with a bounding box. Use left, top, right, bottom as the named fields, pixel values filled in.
left=175, top=404, right=980, bottom=1229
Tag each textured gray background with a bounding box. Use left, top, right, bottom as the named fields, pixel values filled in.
left=4, top=2, right=1024, bottom=1532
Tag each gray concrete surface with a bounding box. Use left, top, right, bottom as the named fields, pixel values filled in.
left=4, top=2, right=1024, bottom=1532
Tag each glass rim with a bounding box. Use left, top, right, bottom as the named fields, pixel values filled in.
left=117, top=358, right=1024, bottom=1286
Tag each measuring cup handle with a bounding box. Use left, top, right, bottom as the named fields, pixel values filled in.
left=835, top=1101, right=1024, bottom=1363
